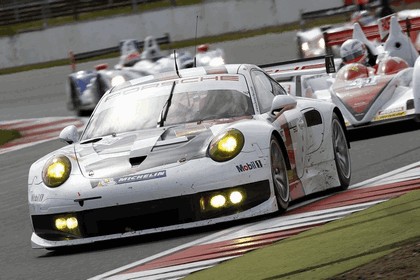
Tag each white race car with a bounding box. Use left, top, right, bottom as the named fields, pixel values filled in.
left=296, top=8, right=420, bottom=59
left=66, top=35, right=225, bottom=116
left=296, top=10, right=377, bottom=58
left=29, top=64, right=351, bottom=249
left=270, top=15, right=420, bottom=129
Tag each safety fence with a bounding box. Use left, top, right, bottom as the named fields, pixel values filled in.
left=301, top=0, right=419, bottom=20
left=0, top=0, right=178, bottom=26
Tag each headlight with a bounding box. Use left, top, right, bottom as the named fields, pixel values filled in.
left=200, top=56, right=211, bottom=64
left=42, top=155, right=71, bottom=188
left=111, top=75, right=126, bottom=87
left=318, top=38, right=325, bottom=49
left=209, top=57, right=225, bottom=67
left=208, top=129, right=244, bottom=162
left=301, top=42, right=309, bottom=51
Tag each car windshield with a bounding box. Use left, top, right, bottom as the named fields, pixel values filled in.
left=81, top=75, right=254, bottom=140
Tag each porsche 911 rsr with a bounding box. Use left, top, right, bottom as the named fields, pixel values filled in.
left=29, top=64, right=350, bottom=249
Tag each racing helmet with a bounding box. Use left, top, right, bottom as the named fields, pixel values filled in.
left=340, top=39, right=368, bottom=65
left=377, top=56, right=409, bottom=75
left=337, top=63, right=369, bottom=81
left=197, top=44, right=209, bottom=53
left=122, top=52, right=141, bottom=66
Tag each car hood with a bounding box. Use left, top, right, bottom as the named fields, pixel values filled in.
left=74, top=119, right=246, bottom=179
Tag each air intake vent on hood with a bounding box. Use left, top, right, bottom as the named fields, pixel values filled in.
left=129, top=156, right=147, bottom=166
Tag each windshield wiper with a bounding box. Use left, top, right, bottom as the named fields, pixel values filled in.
left=157, top=81, right=176, bottom=127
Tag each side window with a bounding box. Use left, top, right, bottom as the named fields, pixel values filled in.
left=251, top=70, right=275, bottom=113
left=270, top=78, right=287, bottom=96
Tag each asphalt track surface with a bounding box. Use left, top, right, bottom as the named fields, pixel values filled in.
left=2, top=32, right=420, bottom=280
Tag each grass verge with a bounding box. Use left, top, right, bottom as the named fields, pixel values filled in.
left=0, top=129, right=21, bottom=146
left=185, top=190, right=420, bottom=280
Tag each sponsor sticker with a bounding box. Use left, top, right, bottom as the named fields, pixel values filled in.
left=373, top=111, right=406, bottom=121
left=236, top=160, right=263, bottom=173
left=325, top=54, right=336, bottom=74
left=92, top=170, right=167, bottom=188
left=140, top=75, right=239, bottom=90
left=93, top=178, right=116, bottom=188
left=345, top=76, right=377, bottom=89
left=116, top=170, right=166, bottom=184
left=31, top=193, right=44, bottom=202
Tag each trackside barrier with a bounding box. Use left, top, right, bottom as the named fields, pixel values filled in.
left=301, top=0, right=418, bottom=21
left=0, top=0, right=177, bottom=26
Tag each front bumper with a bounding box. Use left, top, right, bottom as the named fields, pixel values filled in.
left=31, top=180, right=272, bottom=248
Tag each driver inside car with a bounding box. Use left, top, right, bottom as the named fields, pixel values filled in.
left=339, top=38, right=378, bottom=71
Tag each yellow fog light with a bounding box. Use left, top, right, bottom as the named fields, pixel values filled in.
left=55, top=216, right=79, bottom=231
left=42, top=155, right=71, bottom=188
left=209, top=129, right=244, bottom=162
left=229, top=191, right=243, bottom=204
left=210, top=194, right=226, bottom=208
left=66, top=217, right=78, bottom=230
left=55, top=218, right=67, bottom=230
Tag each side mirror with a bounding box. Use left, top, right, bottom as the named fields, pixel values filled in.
left=59, top=125, right=79, bottom=144
left=270, top=95, right=297, bottom=116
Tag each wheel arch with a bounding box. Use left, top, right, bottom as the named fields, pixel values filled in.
left=333, top=107, right=350, bottom=148
left=271, top=130, right=291, bottom=171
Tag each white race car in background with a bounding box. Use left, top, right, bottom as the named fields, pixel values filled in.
left=296, top=9, right=377, bottom=58
left=66, top=35, right=225, bottom=116
left=296, top=8, right=420, bottom=59
left=269, top=15, right=420, bottom=130
left=29, top=63, right=350, bottom=249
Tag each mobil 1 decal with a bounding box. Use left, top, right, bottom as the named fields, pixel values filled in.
left=236, top=160, right=263, bottom=173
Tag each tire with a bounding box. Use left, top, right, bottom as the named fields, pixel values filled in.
left=270, top=135, right=290, bottom=213
left=69, top=80, right=83, bottom=116
left=332, top=113, right=351, bottom=189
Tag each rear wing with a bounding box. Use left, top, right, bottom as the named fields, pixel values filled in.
left=260, top=56, right=340, bottom=80
left=323, top=16, right=420, bottom=54
left=260, top=56, right=340, bottom=97
left=261, top=57, right=326, bottom=75
left=119, top=34, right=171, bottom=52
left=73, top=34, right=171, bottom=61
